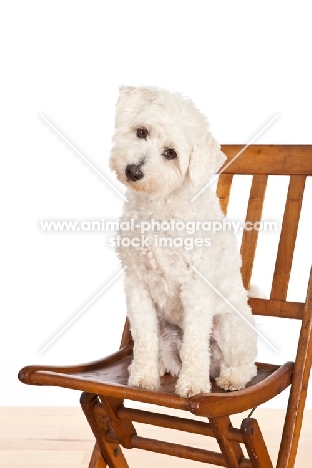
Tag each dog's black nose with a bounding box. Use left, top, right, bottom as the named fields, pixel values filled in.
left=125, top=164, right=144, bottom=182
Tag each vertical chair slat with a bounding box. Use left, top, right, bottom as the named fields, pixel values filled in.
left=217, top=174, right=234, bottom=215
left=270, top=175, right=307, bottom=300
left=277, top=268, right=312, bottom=468
left=120, top=318, right=132, bottom=348
left=240, top=174, right=268, bottom=290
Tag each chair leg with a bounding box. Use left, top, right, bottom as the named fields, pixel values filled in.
left=80, top=392, right=129, bottom=468
left=241, top=418, right=273, bottom=468
left=89, top=443, right=107, bottom=468
left=209, top=416, right=244, bottom=468
left=98, top=396, right=137, bottom=449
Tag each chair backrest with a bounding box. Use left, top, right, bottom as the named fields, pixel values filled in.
left=216, top=144, right=312, bottom=468
left=217, top=144, right=312, bottom=320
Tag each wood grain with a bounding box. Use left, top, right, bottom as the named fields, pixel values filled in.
left=270, top=175, right=306, bottom=301
left=217, top=174, right=234, bottom=215
left=89, top=444, right=106, bottom=468
left=80, top=393, right=128, bottom=468
left=219, top=145, right=312, bottom=175
left=240, top=174, right=268, bottom=289
left=248, top=298, right=305, bottom=320
left=277, top=268, right=312, bottom=468
left=209, top=416, right=244, bottom=468
left=241, top=418, right=273, bottom=468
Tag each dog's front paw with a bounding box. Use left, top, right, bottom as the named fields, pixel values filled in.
left=175, top=373, right=211, bottom=398
left=159, top=357, right=182, bottom=377
left=128, top=364, right=160, bottom=391
left=216, top=364, right=257, bottom=391
left=168, top=359, right=182, bottom=377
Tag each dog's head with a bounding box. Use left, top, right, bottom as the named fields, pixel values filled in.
left=110, top=86, right=226, bottom=197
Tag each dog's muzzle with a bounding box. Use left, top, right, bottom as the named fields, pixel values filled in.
left=125, top=164, right=144, bottom=182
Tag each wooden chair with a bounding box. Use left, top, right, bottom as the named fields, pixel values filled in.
left=19, top=145, right=312, bottom=468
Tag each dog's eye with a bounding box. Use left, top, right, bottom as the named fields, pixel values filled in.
left=162, top=148, right=177, bottom=160
left=136, top=128, right=148, bottom=139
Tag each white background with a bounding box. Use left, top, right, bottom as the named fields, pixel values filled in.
left=0, top=1, right=311, bottom=409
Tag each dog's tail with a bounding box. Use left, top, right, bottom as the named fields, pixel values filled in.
left=248, top=284, right=267, bottom=299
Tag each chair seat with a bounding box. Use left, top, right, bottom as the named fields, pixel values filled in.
left=19, top=344, right=293, bottom=417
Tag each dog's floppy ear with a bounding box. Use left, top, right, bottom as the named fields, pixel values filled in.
left=115, top=85, right=157, bottom=127
left=188, top=131, right=226, bottom=187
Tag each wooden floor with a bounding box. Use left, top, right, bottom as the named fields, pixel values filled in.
left=0, top=406, right=311, bottom=467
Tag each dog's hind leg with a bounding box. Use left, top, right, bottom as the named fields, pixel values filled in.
left=214, top=311, right=258, bottom=391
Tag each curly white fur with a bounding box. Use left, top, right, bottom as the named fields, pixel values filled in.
left=110, top=86, right=258, bottom=398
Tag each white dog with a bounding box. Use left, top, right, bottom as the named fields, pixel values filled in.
left=110, top=86, right=257, bottom=398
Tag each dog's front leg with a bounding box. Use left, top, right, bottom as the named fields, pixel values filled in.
left=176, top=279, right=215, bottom=398
left=126, top=277, right=160, bottom=390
